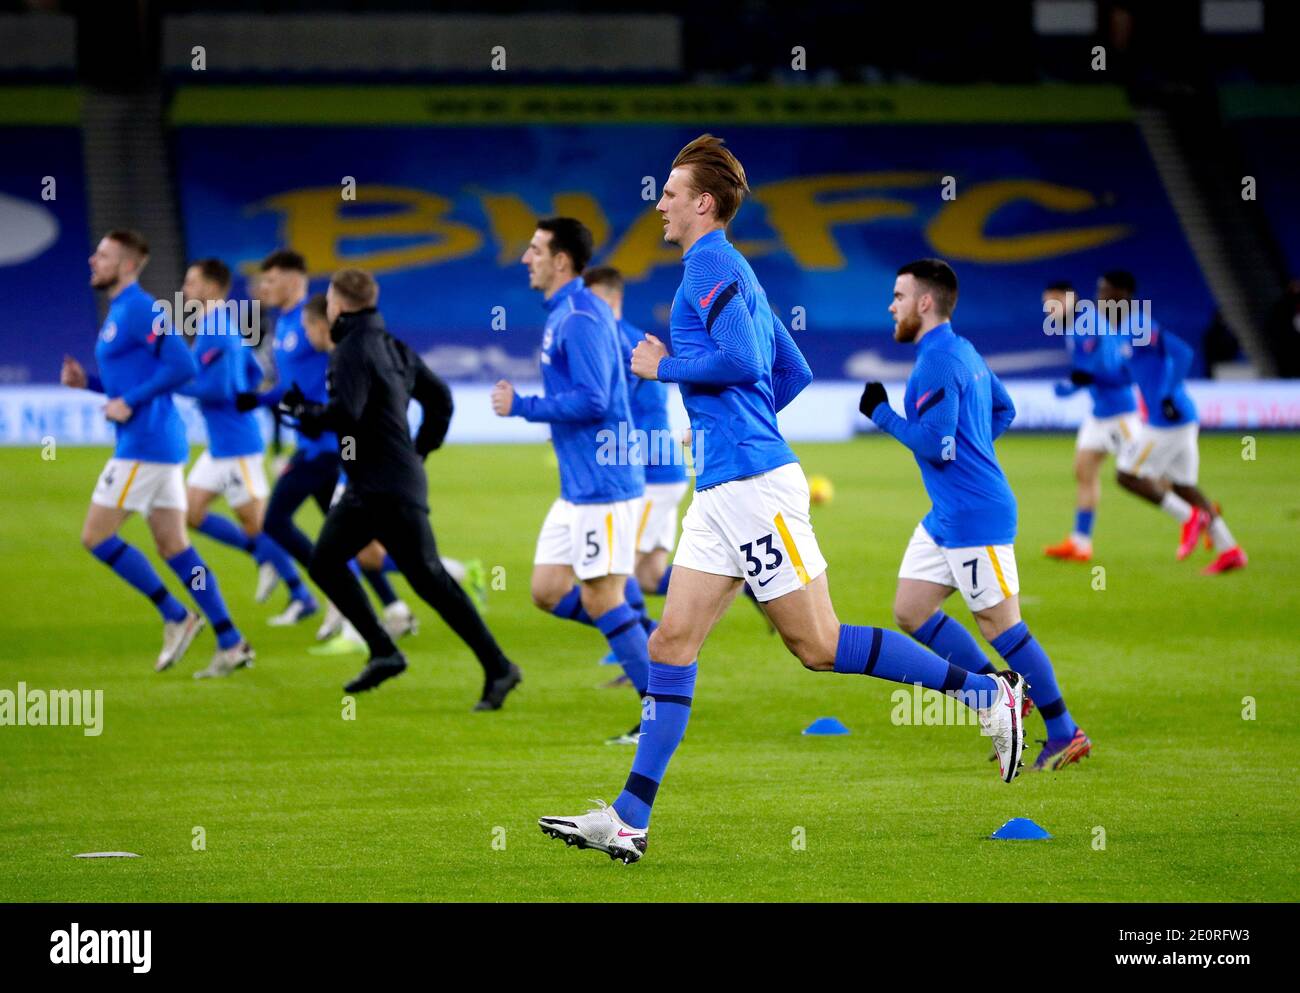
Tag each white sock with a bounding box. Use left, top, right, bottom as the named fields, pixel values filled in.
left=1070, top=531, right=1092, bottom=550
left=440, top=556, right=466, bottom=583
left=1159, top=491, right=1193, bottom=523
left=1209, top=516, right=1236, bottom=551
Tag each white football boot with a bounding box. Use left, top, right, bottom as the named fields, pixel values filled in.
left=267, top=597, right=313, bottom=627
left=978, top=670, right=1027, bottom=783
left=156, top=610, right=204, bottom=672
left=193, top=641, right=255, bottom=679
left=254, top=562, right=280, bottom=603
left=382, top=600, right=419, bottom=639
left=315, top=601, right=344, bottom=641
left=538, top=799, right=647, bottom=864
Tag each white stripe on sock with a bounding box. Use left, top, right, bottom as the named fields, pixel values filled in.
left=1209, top=516, right=1236, bottom=551
left=1160, top=491, right=1193, bottom=523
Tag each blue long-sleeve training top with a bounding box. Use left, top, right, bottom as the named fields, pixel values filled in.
left=1128, top=322, right=1197, bottom=427
left=655, top=229, right=812, bottom=490
left=617, top=317, right=687, bottom=486
left=263, top=300, right=336, bottom=459
left=870, top=323, right=1018, bottom=547
left=89, top=282, right=196, bottom=463
left=511, top=277, right=645, bottom=504
left=1063, top=327, right=1137, bottom=418
left=180, top=306, right=266, bottom=458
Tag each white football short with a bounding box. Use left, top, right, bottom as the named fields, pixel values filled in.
left=898, top=522, right=1019, bottom=613
left=635, top=481, right=690, bottom=554
left=1117, top=422, right=1199, bottom=486
left=533, top=496, right=640, bottom=580
left=673, top=461, right=828, bottom=602
left=92, top=458, right=187, bottom=515
left=186, top=450, right=270, bottom=508
left=1077, top=411, right=1140, bottom=455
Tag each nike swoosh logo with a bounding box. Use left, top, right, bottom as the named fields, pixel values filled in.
left=756, top=575, right=777, bottom=587
left=698, top=279, right=726, bottom=309
left=616, top=829, right=641, bottom=837
left=970, top=588, right=983, bottom=598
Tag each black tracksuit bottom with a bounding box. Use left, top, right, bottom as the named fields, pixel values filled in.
left=308, top=491, right=508, bottom=678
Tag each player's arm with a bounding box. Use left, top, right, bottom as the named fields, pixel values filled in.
left=121, top=329, right=197, bottom=410
left=1161, top=330, right=1194, bottom=385
left=863, top=359, right=960, bottom=464
left=989, top=371, right=1016, bottom=439
left=63, top=355, right=104, bottom=393
left=656, top=269, right=763, bottom=386
left=410, top=350, right=454, bottom=455
left=771, top=313, right=813, bottom=411
left=178, top=346, right=234, bottom=405
left=511, top=313, right=614, bottom=422
left=290, top=339, right=369, bottom=437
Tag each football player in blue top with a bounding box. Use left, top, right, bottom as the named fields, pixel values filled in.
left=492, top=219, right=652, bottom=741
left=539, top=137, right=1026, bottom=865
left=61, top=230, right=253, bottom=677
left=1106, top=271, right=1247, bottom=574
left=1043, top=279, right=1140, bottom=562
left=238, top=250, right=409, bottom=636
left=177, top=258, right=316, bottom=622
left=583, top=265, right=690, bottom=600
left=864, top=259, right=1089, bottom=773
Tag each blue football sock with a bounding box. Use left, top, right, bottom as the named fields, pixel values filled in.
left=196, top=513, right=256, bottom=555
left=614, top=661, right=696, bottom=829
left=912, top=611, right=997, bottom=675
left=166, top=547, right=241, bottom=650
left=550, top=586, right=593, bottom=626
left=253, top=533, right=311, bottom=602
left=381, top=554, right=398, bottom=573
left=834, top=624, right=997, bottom=709
left=594, top=603, right=650, bottom=694
left=654, top=565, right=672, bottom=596
left=990, top=622, right=1076, bottom=739
left=91, top=536, right=187, bottom=622
left=624, top=575, right=656, bottom=635
left=363, top=568, right=398, bottom=607
left=1074, top=508, right=1094, bottom=539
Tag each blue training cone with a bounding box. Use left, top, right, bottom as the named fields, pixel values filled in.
left=990, top=817, right=1052, bottom=840
left=803, top=717, right=850, bottom=735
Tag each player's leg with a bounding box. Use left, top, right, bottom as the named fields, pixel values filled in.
left=579, top=570, right=650, bottom=706
left=1048, top=421, right=1105, bottom=560
left=608, top=566, right=740, bottom=831
left=636, top=548, right=670, bottom=595
left=749, top=466, right=1023, bottom=780
left=1167, top=427, right=1246, bottom=573
left=374, top=503, right=519, bottom=708
left=263, top=453, right=328, bottom=569
left=540, top=507, right=743, bottom=860
left=231, top=493, right=316, bottom=612
left=149, top=502, right=253, bottom=677
left=354, top=539, right=417, bottom=638
left=894, top=524, right=1000, bottom=676
left=1117, top=426, right=1200, bottom=541
left=1071, top=447, right=1104, bottom=550
left=308, top=499, right=402, bottom=690
left=81, top=484, right=198, bottom=670
left=973, top=591, right=1090, bottom=771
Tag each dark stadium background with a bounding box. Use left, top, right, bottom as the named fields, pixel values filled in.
left=1, top=0, right=1298, bottom=441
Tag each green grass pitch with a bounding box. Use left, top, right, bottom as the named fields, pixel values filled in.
left=1, top=434, right=1296, bottom=901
